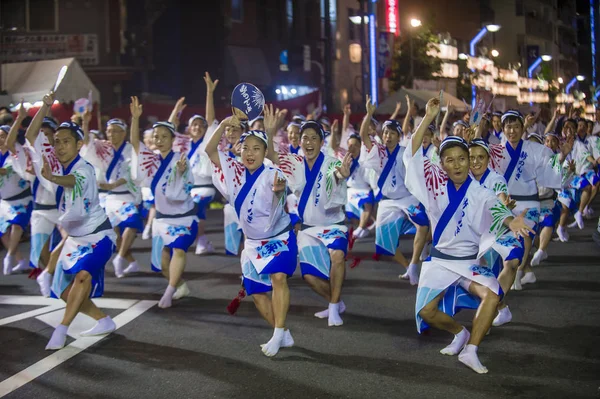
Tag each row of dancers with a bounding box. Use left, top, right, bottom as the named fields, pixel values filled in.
left=0, top=75, right=598, bottom=374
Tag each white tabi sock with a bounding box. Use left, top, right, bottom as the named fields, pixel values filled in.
left=112, top=255, right=126, bottom=278
left=492, top=306, right=512, bottom=327
left=314, top=300, right=346, bottom=319
left=46, top=324, right=69, bottom=350
left=172, top=281, right=190, bottom=300
left=440, top=327, right=470, bottom=356
left=328, top=302, right=343, bottom=327
left=557, top=225, right=569, bottom=242
left=530, top=249, right=547, bottom=266
left=512, top=270, right=524, bottom=291
left=3, top=255, right=15, bottom=275
left=261, top=327, right=285, bottom=357
left=12, top=259, right=30, bottom=272
left=123, top=261, right=140, bottom=275
left=37, top=269, right=53, bottom=297
left=574, top=211, right=585, bottom=229
left=521, top=271, right=537, bottom=285
left=407, top=263, right=420, bottom=286
left=142, top=225, right=151, bottom=240
left=458, top=344, right=488, bottom=374
left=80, top=316, right=117, bottom=337
left=158, top=285, right=177, bottom=309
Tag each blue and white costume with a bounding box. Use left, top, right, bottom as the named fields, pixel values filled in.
left=280, top=152, right=348, bottom=280
left=81, top=130, right=143, bottom=233
left=344, top=153, right=374, bottom=221
left=214, top=143, right=297, bottom=295
left=41, top=130, right=117, bottom=298
left=186, top=118, right=219, bottom=220
left=489, top=137, right=562, bottom=236
left=132, top=140, right=198, bottom=271
left=361, top=139, right=426, bottom=256
left=405, top=140, right=514, bottom=333
left=13, top=133, right=63, bottom=269
left=0, top=131, right=32, bottom=238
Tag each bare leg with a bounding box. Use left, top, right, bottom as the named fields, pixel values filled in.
left=167, top=248, right=186, bottom=288
left=118, top=227, right=137, bottom=259
left=358, top=203, right=373, bottom=229
left=60, top=270, right=95, bottom=326
left=270, top=273, right=289, bottom=328
left=46, top=237, right=66, bottom=275
left=303, top=274, right=331, bottom=301
left=7, top=225, right=23, bottom=257
left=579, top=186, right=592, bottom=214
left=518, top=236, right=533, bottom=273
left=467, top=282, right=499, bottom=346
left=160, top=247, right=171, bottom=280
left=410, top=225, right=429, bottom=265
left=497, top=259, right=519, bottom=299
left=537, top=226, right=553, bottom=252
left=329, top=250, right=345, bottom=303
left=60, top=284, right=105, bottom=321
left=252, top=293, right=275, bottom=327
left=40, top=238, right=51, bottom=269
left=418, top=290, right=463, bottom=334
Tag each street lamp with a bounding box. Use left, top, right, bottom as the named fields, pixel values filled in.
left=349, top=16, right=369, bottom=25
left=558, top=77, right=564, bottom=84
left=409, top=17, right=422, bottom=85
left=527, top=55, right=551, bottom=106
left=491, top=49, right=499, bottom=57
left=566, top=76, right=585, bottom=93
left=470, top=24, right=502, bottom=107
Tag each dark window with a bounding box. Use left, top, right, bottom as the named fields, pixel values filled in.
left=0, top=0, right=27, bottom=31
left=516, top=0, right=524, bottom=16
left=28, top=0, right=56, bottom=31
left=231, top=0, right=243, bottom=22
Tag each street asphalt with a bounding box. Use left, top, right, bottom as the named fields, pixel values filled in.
left=1, top=208, right=599, bottom=399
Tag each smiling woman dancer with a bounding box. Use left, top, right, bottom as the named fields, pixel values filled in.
left=40, top=119, right=118, bottom=350
left=406, top=98, right=533, bottom=374
left=130, top=96, right=198, bottom=309
left=206, top=105, right=297, bottom=357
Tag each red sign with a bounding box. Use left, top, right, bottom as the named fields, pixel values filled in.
left=387, top=0, right=398, bottom=35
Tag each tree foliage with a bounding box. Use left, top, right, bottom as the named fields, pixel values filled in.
left=389, top=24, right=443, bottom=91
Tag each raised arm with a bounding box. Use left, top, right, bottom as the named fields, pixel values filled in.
left=360, top=95, right=377, bottom=151
left=129, top=96, right=143, bottom=154
left=342, top=104, right=351, bottom=133
left=545, top=108, right=560, bottom=134
left=411, top=98, right=439, bottom=156
left=402, top=95, right=412, bottom=134
left=329, top=119, right=340, bottom=153
left=25, top=92, right=54, bottom=145
left=7, top=101, right=26, bottom=153
left=439, top=102, right=451, bottom=139
left=204, top=72, right=219, bottom=125
left=206, top=116, right=238, bottom=170
left=168, top=97, right=187, bottom=130
left=263, top=104, right=279, bottom=165
left=41, top=156, right=76, bottom=188
left=390, top=101, right=402, bottom=121
left=81, top=109, right=92, bottom=145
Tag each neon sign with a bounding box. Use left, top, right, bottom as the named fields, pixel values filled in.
left=387, top=0, right=398, bottom=35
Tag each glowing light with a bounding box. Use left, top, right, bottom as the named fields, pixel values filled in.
left=458, top=53, right=468, bottom=60
left=281, top=86, right=288, bottom=94
left=276, top=89, right=281, bottom=94
left=592, top=0, right=597, bottom=86
left=369, top=13, right=378, bottom=104
left=349, top=16, right=368, bottom=25
left=410, top=18, right=422, bottom=28
left=558, top=77, right=564, bottom=84
left=485, top=24, right=501, bottom=32
left=291, top=88, right=297, bottom=94
left=491, top=49, right=499, bottom=57
left=541, top=55, right=552, bottom=61
left=387, top=0, right=399, bottom=34
left=577, top=75, right=586, bottom=81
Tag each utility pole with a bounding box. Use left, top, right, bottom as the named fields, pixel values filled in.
left=358, top=0, right=368, bottom=104
left=323, top=0, right=333, bottom=112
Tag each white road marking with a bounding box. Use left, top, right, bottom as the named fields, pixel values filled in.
left=0, top=305, right=65, bottom=326
left=0, top=299, right=156, bottom=398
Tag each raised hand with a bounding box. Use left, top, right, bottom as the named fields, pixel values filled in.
left=567, top=159, right=576, bottom=173
left=176, top=153, right=188, bottom=173
left=425, top=97, right=440, bottom=118
left=432, top=135, right=441, bottom=148
left=41, top=156, right=53, bottom=182
left=276, top=108, right=288, bottom=129
left=174, top=97, right=187, bottom=115
left=343, top=104, right=351, bottom=116
left=509, top=209, right=536, bottom=238
left=43, top=92, right=55, bottom=107
left=336, top=152, right=353, bottom=178
left=263, top=104, right=277, bottom=131
left=560, top=136, right=574, bottom=156
left=17, top=100, right=26, bottom=119
left=331, top=119, right=339, bottom=135
left=204, top=72, right=219, bottom=93
left=130, top=96, right=143, bottom=118
left=82, top=108, right=92, bottom=125
left=365, top=95, right=376, bottom=115
left=503, top=196, right=517, bottom=210
left=394, top=101, right=402, bottom=114
left=272, top=172, right=287, bottom=193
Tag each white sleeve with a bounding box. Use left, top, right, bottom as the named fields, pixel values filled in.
left=131, top=142, right=160, bottom=187
left=404, top=140, right=448, bottom=210
left=59, top=164, right=95, bottom=222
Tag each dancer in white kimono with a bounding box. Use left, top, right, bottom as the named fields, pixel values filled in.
left=129, top=97, right=198, bottom=309
left=0, top=108, right=32, bottom=275
left=16, top=94, right=64, bottom=295
left=207, top=105, right=298, bottom=357
left=167, top=73, right=219, bottom=255
left=485, top=110, right=565, bottom=290
left=81, top=115, right=142, bottom=278
left=276, top=120, right=353, bottom=327
left=360, top=96, right=429, bottom=285
left=41, top=121, right=118, bottom=350
left=407, top=98, right=533, bottom=374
